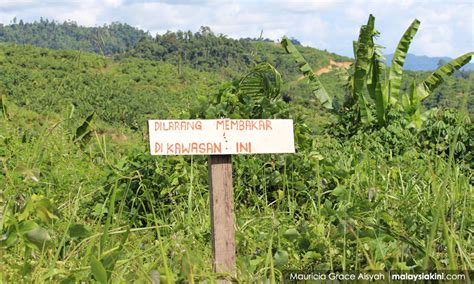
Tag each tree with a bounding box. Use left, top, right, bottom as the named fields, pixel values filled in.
left=282, top=14, right=473, bottom=128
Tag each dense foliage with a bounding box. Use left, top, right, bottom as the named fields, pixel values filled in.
left=1, top=19, right=472, bottom=116
left=126, top=27, right=253, bottom=74
left=0, top=44, right=221, bottom=129
left=0, top=19, right=149, bottom=55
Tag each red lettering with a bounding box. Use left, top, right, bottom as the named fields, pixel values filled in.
left=195, top=121, right=202, bottom=130
left=167, top=143, right=174, bottom=154
left=266, top=120, right=272, bottom=130
left=199, top=143, right=206, bottom=153
left=214, top=142, right=222, bottom=153
left=245, top=120, right=251, bottom=130
left=216, top=120, right=224, bottom=130
left=155, top=142, right=162, bottom=153
left=236, top=142, right=251, bottom=153
left=231, top=120, right=238, bottom=130
left=191, top=142, right=198, bottom=153
left=225, top=119, right=230, bottom=130
left=181, top=143, right=190, bottom=154
left=252, top=120, right=257, bottom=130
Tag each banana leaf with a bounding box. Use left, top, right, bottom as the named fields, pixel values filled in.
left=401, top=80, right=422, bottom=128
left=352, top=14, right=376, bottom=123
left=352, top=41, right=358, bottom=60
left=281, top=37, right=333, bottom=109
left=368, top=56, right=388, bottom=125
left=389, top=19, right=420, bottom=100
left=238, top=63, right=282, bottom=100
left=417, top=52, right=473, bottom=100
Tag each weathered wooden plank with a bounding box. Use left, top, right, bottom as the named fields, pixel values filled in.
left=208, top=155, right=235, bottom=280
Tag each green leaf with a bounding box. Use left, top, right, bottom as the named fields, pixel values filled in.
left=249, top=257, right=263, bottom=267
left=352, top=41, right=358, bottom=60
left=417, top=52, right=473, bottom=100
left=331, top=185, right=345, bottom=197
left=353, top=14, right=376, bottom=123
left=273, top=249, right=289, bottom=267
left=19, top=220, right=39, bottom=234
left=32, top=196, right=58, bottom=223
left=371, top=58, right=388, bottom=125
left=0, top=228, right=18, bottom=248
left=74, top=112, right=95, bottom=143
left=102, top=228, right=130, bottom=280
left=238, top=63, right=282, bottom=101
left=0, top=95, right=9, bottom=120
left=281, top=37, right=333, bottom=109
left=101, top=250, right=120, bottom=279
left=23, top=227, right=52, bottom=250
left=405, top=81, right=422, bottom=128
left=60, top=274, right=77, bottom=284
left=304, top=251, right=322, bottom=260
left=283, top=228, right=300, bottom=241
left=389, top=19, right=420, bottom=100
left=91, top=256, right=108, bottom=284
left=68, top=224, right=91, bottom=239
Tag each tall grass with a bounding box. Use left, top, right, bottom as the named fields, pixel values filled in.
left=1, top=101, right=472, bottom=282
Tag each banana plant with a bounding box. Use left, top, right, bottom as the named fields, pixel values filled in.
left=282, top=14, right=472, bottom=128
left=289, top=14, right=472, bottom=128
left=352, top=15, right=473, bottom=128
left=352, top=16, right=422, bottom=126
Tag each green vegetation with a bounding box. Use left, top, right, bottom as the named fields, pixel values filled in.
left=0, top=44, right=221, bottom=129
left=1, top=19, right=471, bottom=116
left=1, top=16, right=473, bottom=282
left=0, top=19, right=149, bottom=55
left=283, top=15, right=473, bottom=128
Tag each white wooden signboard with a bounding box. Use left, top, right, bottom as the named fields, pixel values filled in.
left=148, top=118, right=295, bottom=281
left=148, top=119, right=295, bottom=155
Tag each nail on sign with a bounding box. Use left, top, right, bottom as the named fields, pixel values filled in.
left=148, top=119, right=295, bottom=155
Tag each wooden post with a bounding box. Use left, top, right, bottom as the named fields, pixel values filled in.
left=208, top=155, right=236, bottom=280
left=148, top=119, right=294, bottom=279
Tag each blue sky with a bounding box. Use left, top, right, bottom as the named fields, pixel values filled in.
left=1, top=0, right=472, bottom=58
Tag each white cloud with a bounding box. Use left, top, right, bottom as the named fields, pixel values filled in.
left=275, top=0, right=342, bottom=13
left=0, top=0, right=471, bottom=58
left=344, top=5, right=367, bottom=23
left=104, top=0, right=122, bottom=7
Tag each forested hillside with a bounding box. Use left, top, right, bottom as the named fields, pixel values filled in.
left=1, top=20, right=472, bottom=116
left=0, top=19, right=149, bottom=55
left=0, top=44, right=223, bottom=129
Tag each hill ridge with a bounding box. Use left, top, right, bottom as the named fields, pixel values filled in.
left=384, top=53, right=474, bottom=71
